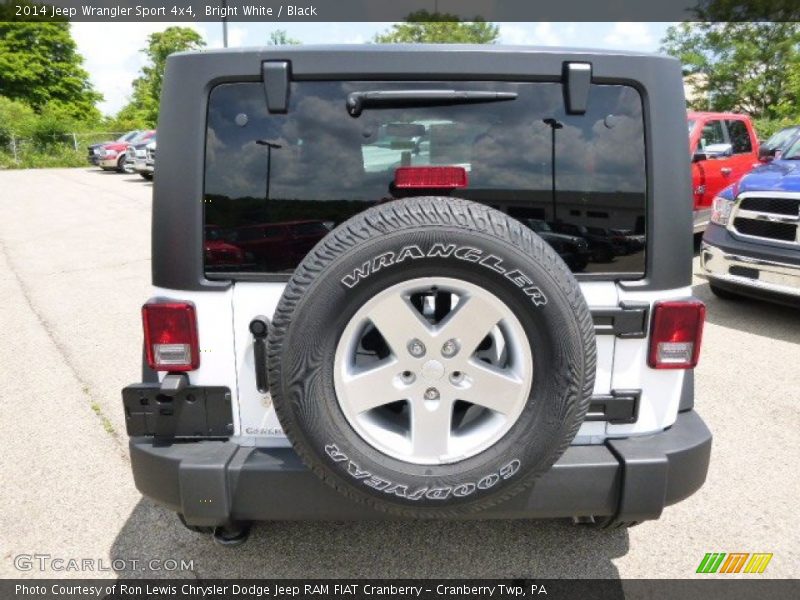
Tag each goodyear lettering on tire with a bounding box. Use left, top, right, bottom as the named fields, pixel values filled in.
left=325, top=443, right=521, bottom=501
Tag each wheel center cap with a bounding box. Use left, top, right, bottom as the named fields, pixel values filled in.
left=421, top=360, right=445, bottom=381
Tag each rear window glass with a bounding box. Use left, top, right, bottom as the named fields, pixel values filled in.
left=698, top=120, right=725, bottom=148
left=726, top=120, right=752, bottom=154
left=204, top=81, right=646, bottom=277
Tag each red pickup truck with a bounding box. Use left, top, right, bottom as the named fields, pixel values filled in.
left=688, top=112, right=760, bottom=233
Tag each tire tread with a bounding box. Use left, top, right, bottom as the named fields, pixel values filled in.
left=268, top=197, right=596, bottom=517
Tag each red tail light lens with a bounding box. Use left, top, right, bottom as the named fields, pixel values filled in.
left=648, top=300, right=706, bottom=369
left=142, top=302, right=200, bottom=371
left=394, top=166, right=468, bottom=189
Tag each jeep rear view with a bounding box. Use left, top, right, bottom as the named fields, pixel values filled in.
left=122, top=45, right=711, bottom=542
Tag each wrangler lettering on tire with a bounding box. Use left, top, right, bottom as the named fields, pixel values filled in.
left=268, top=197, right=596, bottom=516
left=341, top=244, right=548, bottom=307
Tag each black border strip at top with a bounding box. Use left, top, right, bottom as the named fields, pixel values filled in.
left=4, top=0, right=800, bottom=22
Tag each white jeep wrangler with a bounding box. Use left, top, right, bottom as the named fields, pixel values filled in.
left=123, top=45, right=711, bottom=544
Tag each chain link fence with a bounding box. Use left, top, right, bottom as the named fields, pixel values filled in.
left=1, top=131, right=133, bottom=168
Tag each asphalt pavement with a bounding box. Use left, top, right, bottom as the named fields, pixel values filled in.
left=0, top=168, right=797, bottom=579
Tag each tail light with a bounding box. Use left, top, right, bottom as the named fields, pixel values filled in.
left=394, top=166, right=468, bottom=189
left=648, top=300, right=706, bottom=369
left=142, top=302, right=200, bottom=371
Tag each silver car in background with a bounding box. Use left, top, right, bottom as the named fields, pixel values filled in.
left=133, top=139, right=156, bottom=180
left=124, top=133, right=156, bottom=180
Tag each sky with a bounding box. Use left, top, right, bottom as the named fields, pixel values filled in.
left=70, top=22, right=673, bottom=116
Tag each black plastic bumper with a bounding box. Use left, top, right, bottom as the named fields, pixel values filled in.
left=129, top=409, right=711, bottom=526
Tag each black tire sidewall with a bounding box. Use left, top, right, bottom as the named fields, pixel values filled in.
left=271, top=203, right=595, bottom=514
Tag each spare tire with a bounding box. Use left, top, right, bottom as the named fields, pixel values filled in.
left=268, top=197, right=595, bottom=517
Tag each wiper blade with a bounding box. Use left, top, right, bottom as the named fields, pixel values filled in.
left=346, top=90, right=518, bottom=117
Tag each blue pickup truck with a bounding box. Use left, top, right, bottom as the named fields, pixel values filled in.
left=701, top=138, right=800, bottom=305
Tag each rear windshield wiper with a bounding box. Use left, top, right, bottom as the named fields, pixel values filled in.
left=346, top=90, right=518, bottom=117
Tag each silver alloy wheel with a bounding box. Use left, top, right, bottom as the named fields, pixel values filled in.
left=333, top=277, right=533, bottom=465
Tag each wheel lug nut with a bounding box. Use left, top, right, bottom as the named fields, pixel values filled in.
left=408, top=339, right=426, bottom=357
left=449, top=371, right=465, bottom=385
left=441, top=339, right=460, bottom=358
left=424, top=387, right=440, bottom=401
left=400, top=370, right=416, bottom=384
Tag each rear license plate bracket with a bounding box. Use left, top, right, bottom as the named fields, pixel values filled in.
left=122, top=384, right=233, bottom=439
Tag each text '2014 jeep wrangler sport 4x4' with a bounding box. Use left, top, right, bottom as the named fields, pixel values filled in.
left=122, top=45, right=711, bottom=543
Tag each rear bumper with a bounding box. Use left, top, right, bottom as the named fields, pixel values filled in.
left=701, top=223, right=800, bottom=303
left=129, top=409, right=712, bottom=526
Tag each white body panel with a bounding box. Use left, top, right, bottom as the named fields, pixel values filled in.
left=571, top=281, right=619, bottom=443
left=152, top=280, right=691, bottom=447
left=231, top=283, right=291, bottom=448
left=152, top=287, right=240, bottom=433
left=607, top=285, right=694, bottom=436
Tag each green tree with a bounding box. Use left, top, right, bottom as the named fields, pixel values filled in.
left=120, top=26, right=206, bottom=126
left=661, top=21, right=800, bottom=118
left=268, top=30, right=301, bottom=45
left=0, top=96, right=36, bottom=146
left=374, top=10, right=499, bottom=44
left=0, top=22, right=101, bottom=120
left=26, top=101, right=85, bottom=147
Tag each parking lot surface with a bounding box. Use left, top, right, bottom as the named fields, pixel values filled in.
left=1, top=168, right=798, bottom=578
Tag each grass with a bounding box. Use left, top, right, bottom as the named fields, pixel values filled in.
left=90, top=401, right=117, bottom=436
left=0, top=145, right=87, bottom=169
left=84, top=384, right=117, bottom=436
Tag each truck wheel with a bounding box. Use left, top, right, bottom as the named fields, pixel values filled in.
left=116, top=155, right=126, bottom=173
left=268, top=197, right=596, bottom=516
left=592, top=246, right=614, bottom=263
left=572, top=256, right=589, bottom=272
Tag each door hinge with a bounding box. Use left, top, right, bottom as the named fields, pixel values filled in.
left=591, top=302, right=649, bottom=338
left=586, top=389, right=640, bottom=424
